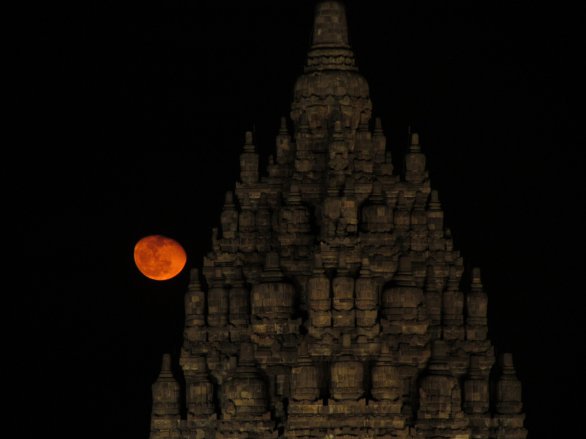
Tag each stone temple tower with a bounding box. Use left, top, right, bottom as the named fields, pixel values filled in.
left=149, top=2, right=528, bottom=438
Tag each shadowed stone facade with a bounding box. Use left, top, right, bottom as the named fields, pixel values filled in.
left=149, top=2, right=527, bottom=438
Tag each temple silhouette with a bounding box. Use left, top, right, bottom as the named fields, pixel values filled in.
left=149, top=2, right=527, bottom=438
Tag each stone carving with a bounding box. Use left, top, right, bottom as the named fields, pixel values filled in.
left=149, top=1, right=527, bottom=438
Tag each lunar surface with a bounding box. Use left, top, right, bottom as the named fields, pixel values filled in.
left=134, top=235, right=187, bottom=281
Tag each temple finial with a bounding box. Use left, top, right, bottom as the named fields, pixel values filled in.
left=160, top=353, right=172, bottom=377
left=409, top=132, right=421, bottom=152
left=303, top=1, right=357, bottom=73
left=244, top=130, right=255, bottom=152
left=311, top=1, right=350, bottom=48
left=279, top=117, right=288, bottom=134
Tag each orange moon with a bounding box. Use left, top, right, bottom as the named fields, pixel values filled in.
left=134, top=235, right=187, bottom=281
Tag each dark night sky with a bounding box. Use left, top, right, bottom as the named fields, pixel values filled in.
left=16, top=1, right=581, bottom=438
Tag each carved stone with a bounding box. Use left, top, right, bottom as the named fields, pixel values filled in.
left=149, top=1, right=527, bottom=438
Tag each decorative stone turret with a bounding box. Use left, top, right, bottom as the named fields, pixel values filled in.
left=360, top=181, right=393, bottom=233
left=463, top=355, right=491, bottom=438
left=464, top=355, right=490, bottom=415
left=220, top=191, right=238, bottom=240
left=496, top=353, right=524, bottom=415
left=206, top=267, right=229, bottom=338
left=331, top=268, right=355, bottom=328
left=251, top=251, right=295, bottom=322
left=222, top=342, right=268, bottom=418
left=393, top=191, right=411, bottom=231
left=330, top=334, right=364, bottom=401
left=416, top=340, right=469, bottom=437
left=240, top=131, right=259, bottom=184
left=427, top=190, right=444, bottom=232
left=307, top=253, right=331, bottom=329
left=370, top=343, right=402, bottom=413
left=354, top=258, right=378, bottom=328
left=466, top=267, right=488, bottom=341
left=150, top=354, right=182, bottom=439
left=424, top=264, right=442, bottom=340
left=276, top=117, right=294, bottom=166
left=442, top=265, right=465, bottom=340
left=381, top=255, right=427, bottom=335
left=228, top=267, right=250, bottom=329
left=494, top=353, right=527, bottom=438
left=180, top=352, right=216, bottom=421
left=290, top=341, right=320, bottom=403
left=372, top=117, right=387, bottom=165
left=404, top=132, right=427, bottom=184
left=184, top=268, right=206, bottom=343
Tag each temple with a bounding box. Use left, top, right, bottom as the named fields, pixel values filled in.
left=149, top=2, right=527, bottom=438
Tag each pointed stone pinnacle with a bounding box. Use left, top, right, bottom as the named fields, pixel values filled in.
left=244, top=130, right=255, bottom=152
left=374, top=117, right=383, bottom=133
left=224, top=191, right=234, bottom=206
left=425, top=265, right=439, bottom=292
left=188, top=268, right=202, bottom=291
left=279, top=116, right=288, bottom=134
left=409, top=132, right=421, bottom=152
left=311, top=1, right=350, bottom=48
left=430, top=190, right=441, bottom=208
left=471, top=267, right=483, bottom=291
left=159, top=353, right=173, bottom=378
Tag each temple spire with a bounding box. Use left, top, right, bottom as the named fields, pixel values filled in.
left=311, top=1, right=350, bottom=48
left=291, top=1, right=370, bottom=130
left=304, top=0, right=357, bottom=73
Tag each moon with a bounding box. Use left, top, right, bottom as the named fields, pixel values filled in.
left=133, top=235, right=187, bottom=281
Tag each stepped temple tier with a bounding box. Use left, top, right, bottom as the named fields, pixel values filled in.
left=149, top=2, right=527, bottom=438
